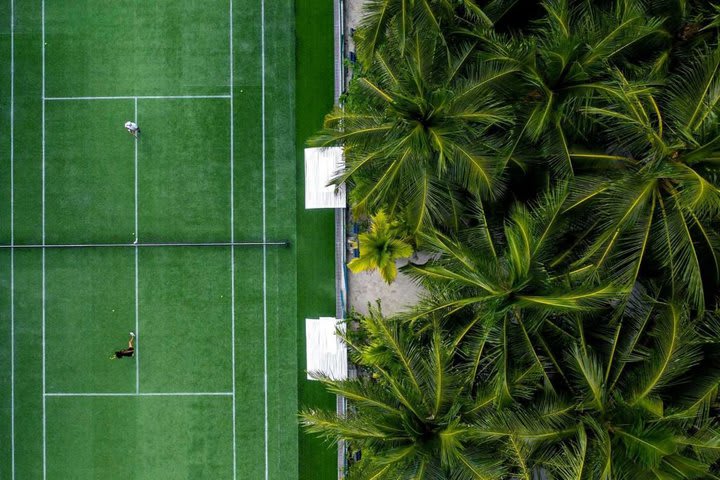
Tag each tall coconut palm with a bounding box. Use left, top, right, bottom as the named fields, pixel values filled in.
left=310, top=26, right=514, bottom=233
left=404, top=186, right=618, bottom=400
left=643, top=0, right=720, bottom=74
left=468, top=0, right=666, bottom=175
left=354, top=0, right=520, bottom=65
left=564, top=47, right=720, bottom=311
left=535, top=291, right=720, bottom=479
left=303, top=2, right=720, bottom=478
left=301, top=306, right=571, bottom=479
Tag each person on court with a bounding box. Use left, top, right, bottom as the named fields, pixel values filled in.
left=111, top=332, right=135, bottom=359
left=124, top=121, right=140, bottom=138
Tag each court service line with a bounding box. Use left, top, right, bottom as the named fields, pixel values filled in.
left=10, top=0, right=15, bottom=477
left=134, top=97, right=140, bottom=394
left=260, top=1, right=269, bottom=479
left=44, top=392, right=233, bottom=397
left=229, top=1, right=238, bottom=479
left=44, top=95, right=231, bottom=101
left=41, top=1, right=47, bottom=478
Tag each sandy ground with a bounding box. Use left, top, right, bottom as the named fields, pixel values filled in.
left=344, top=0, right=362, bottom=55
left=348, top=268, right=425, bottom=316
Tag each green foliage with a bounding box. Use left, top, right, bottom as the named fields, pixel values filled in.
left=310, top=27, right=514, bottom=233
left=348, top=210, right=414, bottom=283
left=301, top=307, right=571, bottom=479
left=304, top=0, right=720, bottom=478
left=566, top=50, right=720, bottom=310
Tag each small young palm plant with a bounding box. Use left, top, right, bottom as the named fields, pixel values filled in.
left=348, top=210, right=413, bottom=284
left=537, top=289, right=720, bottom=479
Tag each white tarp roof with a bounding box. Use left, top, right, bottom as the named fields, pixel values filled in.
left=305, top=317, right=347, bottom=381
left=304, top=147, right=346, bottom=209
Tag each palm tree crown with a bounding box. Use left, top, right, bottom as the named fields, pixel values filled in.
left=565, top=48, right=720, bottom=311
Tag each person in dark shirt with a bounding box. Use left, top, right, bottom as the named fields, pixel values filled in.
left=111, top=332, right=135, bottom=359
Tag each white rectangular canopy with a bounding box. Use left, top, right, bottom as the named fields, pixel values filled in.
left=305, top=317, right=347, bottom=381
left=304, top=147, right=346, bottom=209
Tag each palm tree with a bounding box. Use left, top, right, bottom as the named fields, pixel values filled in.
left=354, top=0, right=520, bottom=65
left=465, top=0, right=666, bottom=176
left=303, top=2, right=720, bottom=478
left=563, top=47, right=720, bottom=311
left=536, top=291, right=720, bottom=479
left=403, top=186, right=618, bottom=399
left=348, top=210, right=414, bottom=283
left=310, top=26, right=514, bottom=233
left=643, top=0, right=720, bottom=73
left=301, top=306, right=571, bottom=479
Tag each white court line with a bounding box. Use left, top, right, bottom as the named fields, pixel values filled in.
left=44, top=95, right=231, bottom=101
left=45, top=392, right=233, bottom=397
left=260, top=1, right=269, bottom=478
left=229, top=1, right=238, bottom=479
left=10, top=0, right=15, bottom=477
left=41, top=1, right=47, bottom=478
left=0, top=241, right=288, bottom=249
left=134, top=97, right=140, bottom=394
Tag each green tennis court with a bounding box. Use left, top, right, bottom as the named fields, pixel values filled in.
left=0, top=0, right=334, bottom=478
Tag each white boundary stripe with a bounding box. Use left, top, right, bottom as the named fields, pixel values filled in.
left=229, top=1, right=238, bottom=479
left=260, top=1, right=268, bottom=478
left=134, top=97, right=140, bottom=394
left=45, top=392, right=233, bottom=397
left=41, top=1, right=47, bottom=478
left=0, top=241, right=289, bottom=249
left=10, top=0, right=15, bottom=477
left=44, top=95, right=231, bottom=101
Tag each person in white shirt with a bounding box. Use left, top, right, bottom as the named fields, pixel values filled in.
left=124, top=121, right=140, bottom=138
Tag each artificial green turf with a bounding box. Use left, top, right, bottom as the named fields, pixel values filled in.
left=45, top=100, right=136, bottom=244
left=0, top=3, right=12, bottom=477
left=46, top=396, right=234, bottom=479
left=8, top=0, right=43, bottom=245
left=0, top=253, right=12, bottom=480
left=8, top=251, right=44, bottom=479
left=137, top=98, right=231, bottom=242
left=263, top=0, right=302, bottom=477
left=45, top=0, right=230, bottom=97
left=233, top=250, right=267, bottom=479
left=2, top=1, right=46, bottom=477
left=2, top=0, right=314, bottom=477
left=0, top=4, right=11, bottom=244
left=233, top=88, right=264, bottom=240
left=138, top=247, right=233, bottom=393
left=45, top=249, right=136, bottom=393
left=295, top=0, right=339, bottom=479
